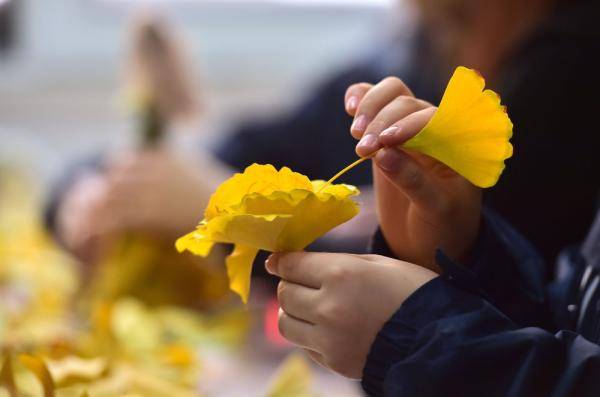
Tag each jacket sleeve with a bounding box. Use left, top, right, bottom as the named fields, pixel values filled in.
left=361, top=277, right=600, bottom=397
left=212, top=64, right=378, bottom=187
left=370, top=207, right=552, bottom=329
left=44, top=154, right=104, bottom=242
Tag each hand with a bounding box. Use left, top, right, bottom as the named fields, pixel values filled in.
left=99, top=148, right=219, bottom=237
left=56, top=172, right=115, bottom=264
left=57, top=148, right=226, bottom=263
left=345, top=77, right=481, bottom=270
left=266, top=252, right=437, bottom=379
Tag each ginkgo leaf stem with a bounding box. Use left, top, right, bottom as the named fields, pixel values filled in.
left=317, top=153, right=376, bottom=193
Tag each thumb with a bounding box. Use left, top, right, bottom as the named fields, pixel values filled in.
left=373, top=147, right=442, bottom=212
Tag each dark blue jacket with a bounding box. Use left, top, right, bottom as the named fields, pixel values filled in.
left=362, top=208, right=600, bottom=397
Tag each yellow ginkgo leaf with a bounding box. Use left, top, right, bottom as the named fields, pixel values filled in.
left=403, top=66, right=513, bottom=188
left=19, top=355, right=55, bottom=397
left=0, top=355, right=19, bottom=397
left=176, top=164, right=360, bottom=303
left=266, top=353, right=315, bottom=397
left=46, top=356, right=109, bottom=387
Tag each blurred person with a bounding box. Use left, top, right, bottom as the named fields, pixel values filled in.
left=417, top=0, right=600, bottom=265
left=47, top=17, right=232, bottom=309
left=46, top=9, right=445, bottom=266
left=318, top=0, right=600, bottom=281
left=344, top=0, right=600, bottom=266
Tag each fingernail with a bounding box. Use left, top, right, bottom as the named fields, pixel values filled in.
left=375, top=148, right=403, bottom=172
left=265, top=254, right=277, bottom=275
left=346, top=96, right=358, bottom=112
left=357, top=134, right=378, bottom=152
left=351, top=114, right=368, bottom=133
left=380, top=125, right=399, bottom=138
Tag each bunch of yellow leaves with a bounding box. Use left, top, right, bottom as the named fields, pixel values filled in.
left=0, top=296, right=251, bottom=397
left=176, top=165, right=360, bottom=303
left=1, top=350, right=317, bottom=397
left=0, top=168, right=78, bottom=348
left=0, top=168, right=249, bottom=397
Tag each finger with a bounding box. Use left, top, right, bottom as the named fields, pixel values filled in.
left=278, top=309, right=316, bottom=350
left=351, top=77, right=413, bottom=140
left=356, top=97, right=431, bottom=157
left=378, top=107, right=437, bottom=148
left=266, top=252, right=326, bottom=288
left=374, top=147, right=443, bottom=212
left=278, top=281, right=320, bottom=324
left=344, top=82, right=373, bottom=116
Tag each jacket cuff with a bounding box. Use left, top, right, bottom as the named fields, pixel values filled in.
left=368, top=208, right=548, bottom=327
left=362, top=276, right=479, bottom=396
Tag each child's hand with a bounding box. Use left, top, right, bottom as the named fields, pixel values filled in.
left=345, top=78, right=481, bottom=270
left=266, top=252, right=436, bottom=379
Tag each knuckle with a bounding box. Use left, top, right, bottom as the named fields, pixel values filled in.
left=381, top=76, right=409, bottom=93
left=347, top=82, right=370, bottom=99
left=277, top=311, right=288, bottom=338
left=351, top=82, right=371, bottom=92
left=325, top=264, right=351, bottom=284
left=356, top=98, right=376, bottom=117
left=381, top=76, right=403, bottom=86
left=366, top=119, right=387, bottom=133
left=276, top=281, right=287, bottom=304
left=393, top=95, right=416, bottom=107
left=277, top=254, right=295, bottom=277
left=317, top=302, right=349, bottom=324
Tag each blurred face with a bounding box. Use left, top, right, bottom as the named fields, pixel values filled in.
left=411, top=0, right=551, bottom=78
left=414, top=0, right=474, bottom=23
left=411, top=0, right=479, bottom=65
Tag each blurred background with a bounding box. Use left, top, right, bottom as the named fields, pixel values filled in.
left=0, top=0, right=409, bottom=395
left=0, top=0, right=404, bottom=191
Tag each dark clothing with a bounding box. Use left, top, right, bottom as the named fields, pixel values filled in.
left=213, top=32, right=442, bottom=186
left=486, top=0, right=600, bottom=266
left=44, top=32, right=443, bottom=248
left=362, top=208, right=600, bottom=397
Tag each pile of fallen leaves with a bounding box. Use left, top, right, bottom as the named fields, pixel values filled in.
left=0, top=168, right=317, bottom=397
